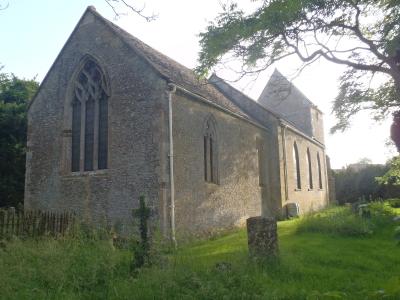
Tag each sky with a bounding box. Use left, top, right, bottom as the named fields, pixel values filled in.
left=0, top=0, right=396, bottom=168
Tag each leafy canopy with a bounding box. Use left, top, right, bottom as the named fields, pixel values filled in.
left=197, top=0, right=400, bottom=132
left=377, top=156, right=400, bottom=185
left=334, top=162, right=389, bottom=204
left=0, top=71, right=38, bottom=208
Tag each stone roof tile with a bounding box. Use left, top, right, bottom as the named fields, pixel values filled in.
left=90, top=7, right=250, bottom=119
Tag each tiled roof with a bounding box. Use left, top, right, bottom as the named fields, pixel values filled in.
left=89, top=7, right=250, bottom=119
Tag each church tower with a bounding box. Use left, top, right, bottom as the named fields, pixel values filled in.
left=258, top=69, right=324, bottom=143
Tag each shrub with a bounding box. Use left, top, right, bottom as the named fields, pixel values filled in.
left=367, top=201, right=396, bottom=226
left=387, top=198, right=400, bottom=208
left=131, top=195, right=151, bottom=271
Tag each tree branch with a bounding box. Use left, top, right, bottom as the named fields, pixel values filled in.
left=104, top=0, right=157, bottom=21
left=281, top=33, right=391, bottom=74
left=0, top=1, right=8, bottom=10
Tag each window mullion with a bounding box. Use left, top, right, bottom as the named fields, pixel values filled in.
left=71, top=99, right=81, bottom=172
left=93, top=98, right=99, bottom=170
left=210, top=137, right=213, bottom=183
left=204, top=136, right=208, bottom=181
left=79, top=100, right=86, bottom=172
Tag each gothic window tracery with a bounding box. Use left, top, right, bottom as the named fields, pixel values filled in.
left=71, top=59, right=109, bottom=172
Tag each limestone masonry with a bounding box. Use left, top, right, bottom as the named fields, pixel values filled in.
left=25, top=6, right=334, bottom=239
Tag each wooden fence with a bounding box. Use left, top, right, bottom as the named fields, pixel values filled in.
left=0, top=209, right=75, bottom=238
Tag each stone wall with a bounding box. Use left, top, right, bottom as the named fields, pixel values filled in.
left=279, top=126, right=329, bottom=214
left=25, top=8, right=330, bottom=240
left=310, top=107, right=325, bottom=144
left=25, top=11, right=167, bottom=232
left=171, top=90, right=281, bottom=238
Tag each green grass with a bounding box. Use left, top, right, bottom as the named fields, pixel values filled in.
left=296, top=202, right=396, bottom=237
left=0, top=205, right=399, bottom=299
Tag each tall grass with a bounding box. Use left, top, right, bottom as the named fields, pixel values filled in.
left=296, top=202, right=396, bottom=237
left=0, top=232, right=132, bottom=299
left=0, top=204, right=399, bottom=299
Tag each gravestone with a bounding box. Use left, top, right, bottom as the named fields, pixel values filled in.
left=247, top=216, right=278, bottom=258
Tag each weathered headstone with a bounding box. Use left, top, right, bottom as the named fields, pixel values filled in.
left=247, top=216, right=278, bottom=259
left=285, top=202, right=300, bottom=218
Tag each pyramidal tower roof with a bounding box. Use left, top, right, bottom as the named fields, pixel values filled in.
left=258, top=69, right=321, bottom=113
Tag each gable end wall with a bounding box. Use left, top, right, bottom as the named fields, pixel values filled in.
left=25, top=12, right=168, bottom=230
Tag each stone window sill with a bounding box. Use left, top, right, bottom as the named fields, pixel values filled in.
left=205, top=181, right=219, bottom=186
left=294, top=188, right=301, bottom=191
left=61, top=169, right=109, bottom=179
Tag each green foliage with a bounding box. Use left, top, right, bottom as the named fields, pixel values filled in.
left=0, top=206, right=399, bottom=299
left=387, top=198, right=400, bottom=208
left=131, top=195, right=151, bottom=270
left=395, top=226, right=400, bottom=244
left=334, top=163, right=390, bottom=204
left=0, top=72, right=38, bottom=208
left=367, top=201, right=396, bottom=219
left=297, top=202, right=395, bottom=237
left=0, top=232, right=130, bottom=299
left=296, top=206, right=374, bottom=237
left=377, top=156, right=400, bottom=186
left=197, top=1, right=400, bottom=132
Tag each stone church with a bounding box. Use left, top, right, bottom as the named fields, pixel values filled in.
left=25, top=6, right=332, bottom=239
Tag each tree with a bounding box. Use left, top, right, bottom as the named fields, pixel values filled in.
left=357, top=157, right=373, bottom=164
left=377, top=156, right=400, bottom=185
left=0, top=1, right=8, bottom=11
left=197, top=0, right=400, bottom=132
left=0, top=0, right=156, bottom=21
left=0, top=72, right=38, bottom=208
left=334, top=163, right=390, bottom=203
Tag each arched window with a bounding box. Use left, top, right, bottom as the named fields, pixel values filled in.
left=256, top=137, right=267, bottom=187
left=293, top=142, right=301, bottom=189
left=317, top=152, right=323, bottom=189
left=71, top=59, right=109, bottom=172
left=204, top=116, right=218, bottom=184
left=307, top=148, right=313, bottom=189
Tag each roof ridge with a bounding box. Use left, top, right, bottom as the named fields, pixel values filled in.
left=209, top=73, right=311, bottom=132
left=88, top=7, right=171, bottom=80
left=209, top=74, right=282, bottom=118
left=30, top=6, right=252, bottom=120
left=89, top=8, right=251, bottom=117
left=29, top=6, right=98, bottom=110
left=89, top=7, right=209, bottom=85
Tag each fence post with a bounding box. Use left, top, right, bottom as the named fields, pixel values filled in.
left=45, top=212, right=49, bottom=234
left=52, top=213, right=56, bottom=236
left=0, top=210, right=4, bottom=238
left=16, top=210, right=20, bottom=236
left=10, top=207, right=15, bottom=235
left=0, top=209, right=74, bottom=238
left=6, top=209, right=11, bottom=236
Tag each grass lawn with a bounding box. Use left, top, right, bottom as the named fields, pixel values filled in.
left=0, top=206, right=399, bottom=299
